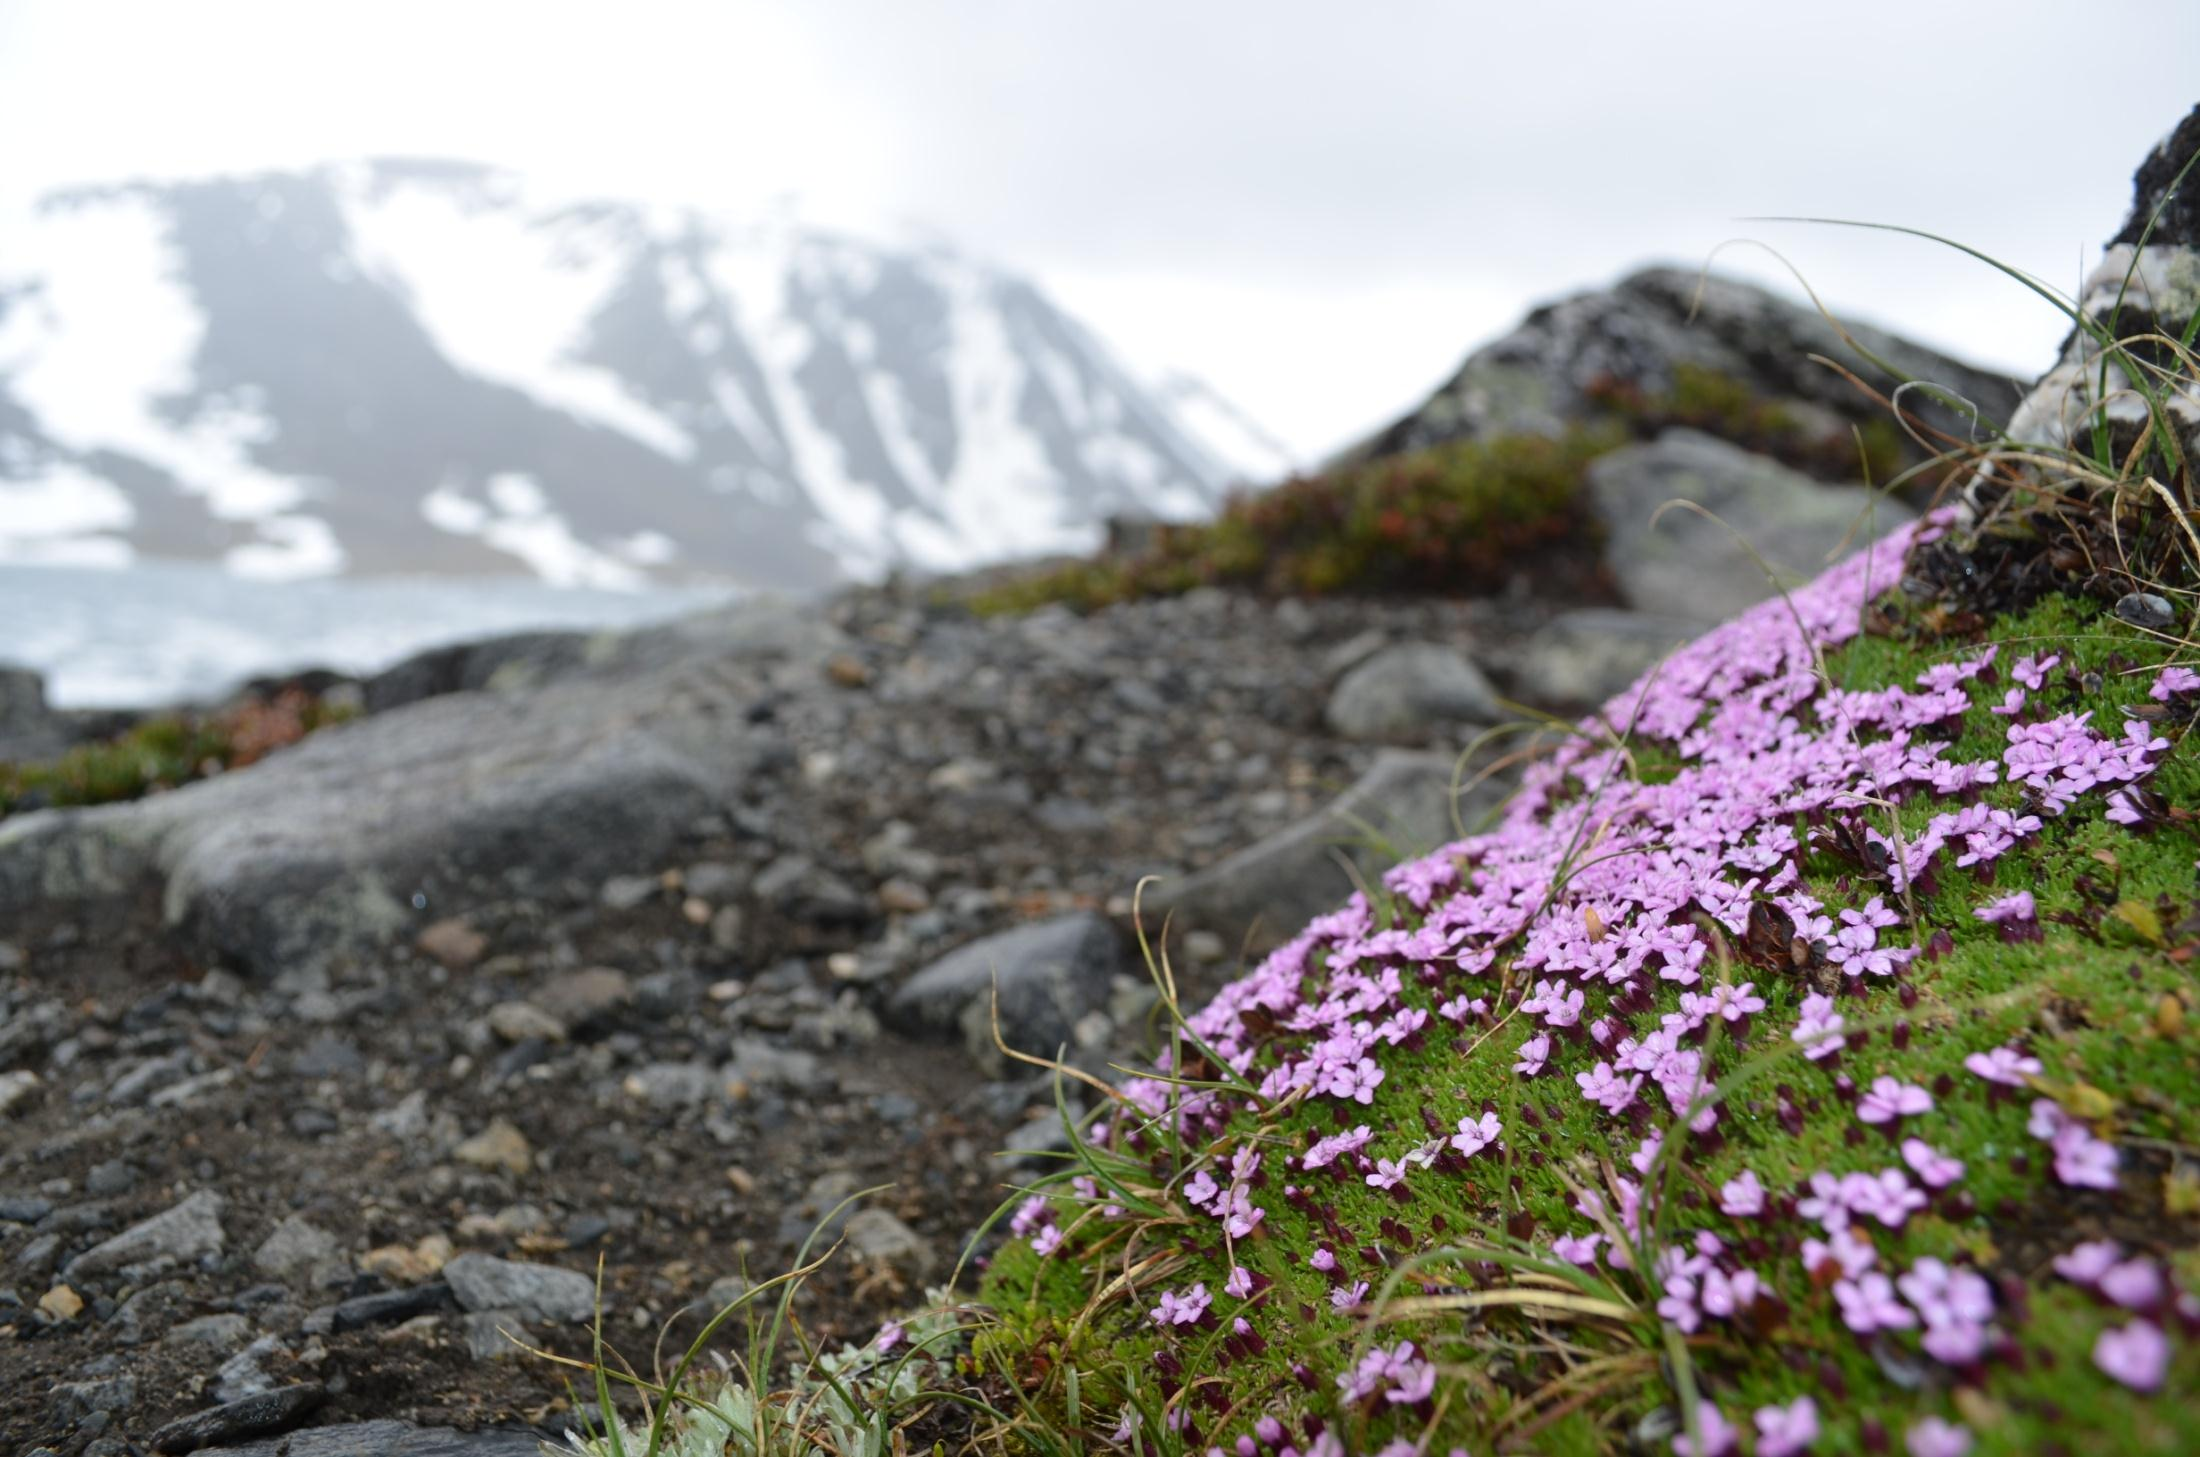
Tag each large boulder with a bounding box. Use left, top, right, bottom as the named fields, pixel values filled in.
left=0, top=665, right=70, bottom=762
left=1148, top=748, right=1507, bottom=958
left=886, top=912, right=1122, bottom=1057
left=1588, top=428, right=1915, bottom=624
left=1350, top=264, right=2018, bottom=465
left=0, top=600, right=835, bottom=977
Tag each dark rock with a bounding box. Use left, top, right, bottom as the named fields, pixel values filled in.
left=885, top=913, right=1122, bottom=1057
left=148, top=1384, right=326, bottom=1454
left=331, top=1283, right=455, bottom=1333
left=1324, top=642, right=1500, bottom=741
left=1587, top=429, right=1914, bottom=623
left=535, top=966, right=633, bottom=1033
left=291, top=1035, right=363, bottom=1080
left=0, top=1194, right=53, bottom=1224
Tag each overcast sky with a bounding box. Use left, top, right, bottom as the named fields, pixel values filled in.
left=2, top=1, right=2194, bottom=457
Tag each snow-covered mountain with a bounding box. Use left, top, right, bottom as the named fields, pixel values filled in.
left=0, top=160, right=1277, bottom=590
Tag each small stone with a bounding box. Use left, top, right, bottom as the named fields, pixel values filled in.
left=842, top=1209, right=936, bottom=1279
left=681, top=896, right=712, bottom=925
left=461, top=1308, right=539, bottom=1361
left=38, top=1283, right=83, bottom=1320
left=485, top=1001, right=566, bottom=1044
left=599, top=874, right=660, bottom=912
left=724, top=1166, right=757, bottom=1197
left=709, top=905, right=746, bottom=951
left=1324, top=642, right=1500, bottom=742
left=147, top=1384, right=326, bottom=1454
left=84, top=1160, right=137, bottom=1198
left=440, top=1252, right=598, bottom=1323
left=2115, top=591, right=2177, bottom=631
left=683, top=861, right=743, bottom=901
left=623, top=1061, right=720, bottom=1108
left=165, top=1313, right=251, bottom=1353
left=359, top=1234, right=452, bottom=1285
left=825, top=653, right=871, bottom=688
left=453, top=1119, right=533, bottom=1177
left=292, top=1034, right=363, bottom=1080
left=64, top=1190, right=225, bottom=1282
left=416, top=918, right=489, bottom=971
left=536, top=966, right=633, bottom=1031
left=1181, top=930, right=1228, bottom=965
left=252, top=1216, right=344, bottom=1285
left=699, top=1274, right=751, bottom=1313
left=0, top=1069, right=39, bottom=1117
left=878, top=878, right=931, bottom=913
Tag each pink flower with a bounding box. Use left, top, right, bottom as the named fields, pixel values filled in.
left=1964, top=1044, right=2042, bottom=1086
left=1365, top=1157, right=1409, bottom=1191
left=1223, top=1265, right=1255, bottom=1299
left=1451, top=1110, right=1501, bottom=1158
left=2150, top=665, right=2199, bottom=701
left=1150, top=1283, right=1211, bottom=1327
left=2053, top=1240, right=2123, bottom=1286
left=1310, top=1246, right=1337, bottom=1273
left=874, top=1319, right=906, bottom=1353
left=1790, top=994, right=1848, bottom=1060
left=2050, top=1122, right=2121, bottom=1190
left=1575, top=1060, right=1643, bottom=1114
left=1834, top=1272, right=1915, bottom=1332
left=2013, top=652, right=2061, bottom=690
left=2101, top=1259, right=2167, bottom=1311
left=1330, top=1279, right=1369, bottom=1310
left=2094, top=1319, right=2170, bottom=1392
left=1905, top=1417, right=1972, bottom=1457
left=1513, top=1032, right=1551, bottom=1077
left=1719, top=1170, right=1767, bottom=1217
left=1671, top=1400, right=1738, bottom=1457
left=1030, top=1224, right=1065, bottom=1257
left=1900, top=1138, right=1965, bottom=1189
left=1754, top=1396, right=1819, bottom=1457
left=1857, top=1076, right=1933, bottom=1125
left=1551, top=1232, right=1602, bottom=1266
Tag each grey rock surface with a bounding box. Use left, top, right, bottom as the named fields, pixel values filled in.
left=1147, top=749, right=1506, bottom=958
left=1517, top=608, right=1703, bottom=709
left=1351, top=264, right=2016, bottom=465
left=148, top=1384, right=326, bottom=1454
left=63, top=1190, right=225, bottom=1283
left=440, top=1253, right=596, bottom=1324
left=1324, top=643, right=1500, bottom=742
left=885, top=912, right=1122, bottom=1056
left=200, top=1421, right=544, bottom=1457
left=1587, top=429, right=1914, bottom=623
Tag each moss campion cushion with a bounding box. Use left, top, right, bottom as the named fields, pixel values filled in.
left=984, top=512, right=2200, bottom=1456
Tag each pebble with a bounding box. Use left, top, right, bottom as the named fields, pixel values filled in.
left=486, top=1001, right=567, bottom=1044
left=0, top=1069, right=40, bottom=1117
left=452, top=1119, right=534, bottom=1176
left=416, top=918, right=489, bottom=971
left=252, top=1216, right=344, bottom=1284
left=38, top=1283, right=83, bottom=1320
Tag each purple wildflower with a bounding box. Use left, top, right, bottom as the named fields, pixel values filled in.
left=1857, top=1076, right=1933, bottom=1125
left=1754, top=1397, right=1819, bottom=1457
left=1964, top=1044, right=2042, bottom=1087
left=1900, top=1138, right=1965, bottom=1189
left=1671, top=1400, right=1738, bottom=1457
left=1904, top=1417, right=1972, bottom=1457
left=2094, top=1319, right=2170, bottom=1392
left=2053, top=1240, right=2123, bottom=1286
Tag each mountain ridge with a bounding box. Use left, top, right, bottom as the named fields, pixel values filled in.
left=0, top=159, right=1288, bottom=590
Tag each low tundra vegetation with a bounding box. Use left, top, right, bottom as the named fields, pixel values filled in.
left=0, top=687, right=354, bottom=820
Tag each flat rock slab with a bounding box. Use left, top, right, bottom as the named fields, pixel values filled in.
left=1588, top=428, right=1915, bottom=624
left=149, top=1383, right=326, bottom=1454
left=198, top=1421, right=544, bottom=1457
left=1148, top=749, right=1508, bottom=959
left=885, top=912, right=1121, bottom=1057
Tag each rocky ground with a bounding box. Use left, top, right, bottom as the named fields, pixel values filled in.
left=0, top=569, right=1669, bottom=1455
